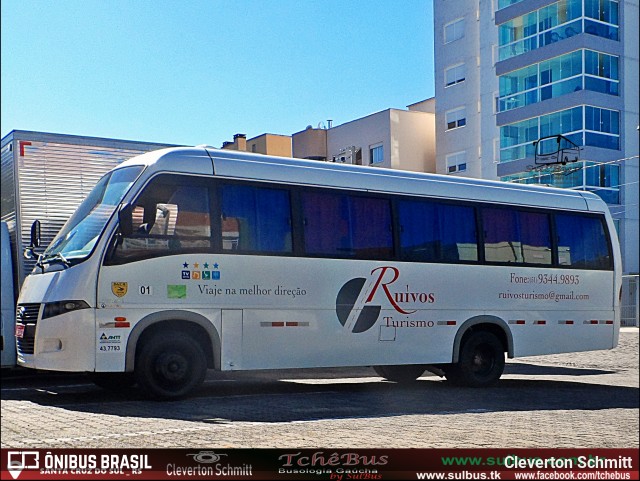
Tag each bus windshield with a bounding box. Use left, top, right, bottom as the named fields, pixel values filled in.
left=41, top=166, right=144, bottom=266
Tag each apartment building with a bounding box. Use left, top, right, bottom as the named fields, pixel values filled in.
left=434, top=0, right=638, bottom=278
left=221, top=133, right=292, bottom=157
left=293, top=104, right=436, bottom=173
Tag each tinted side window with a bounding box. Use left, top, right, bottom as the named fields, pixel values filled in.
left=301, top=191, right=392, bottom=259
left=398, top=199, right=478, bottom=262
left=483, top=208, right=519, bottom=263
left=483, top=208, right=551, bottom=265
left=220, top=184, right=292, bottom=253
left=555, top=214, right=611, bottom=269
left=519, top=211, right=552, bottom=264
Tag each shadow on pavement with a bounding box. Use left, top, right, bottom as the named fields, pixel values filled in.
left=504, top=362, right=615, bottom=376
left=2, top=365, right=638, bottom=424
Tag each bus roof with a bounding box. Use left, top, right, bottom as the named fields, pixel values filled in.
left=120, top=146, right=607, bottom=213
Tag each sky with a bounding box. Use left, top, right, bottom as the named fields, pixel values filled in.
left=1, top=0, right=434, bottom=148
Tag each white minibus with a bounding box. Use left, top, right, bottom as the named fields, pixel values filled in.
left=15, top=147, right=621, bottom=399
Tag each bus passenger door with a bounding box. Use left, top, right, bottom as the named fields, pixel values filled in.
left=221, top=309, right=243, bottom=370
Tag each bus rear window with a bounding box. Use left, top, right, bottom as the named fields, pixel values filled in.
left=555, top=214, right=612, bottom=269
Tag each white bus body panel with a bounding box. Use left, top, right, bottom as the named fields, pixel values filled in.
left=17, top=262, right=98, bottom=371
left=95, top=255, right=615, bottom=372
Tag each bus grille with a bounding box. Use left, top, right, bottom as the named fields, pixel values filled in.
left=16, top=303, right=41, bottom=355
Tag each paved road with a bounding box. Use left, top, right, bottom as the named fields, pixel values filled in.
left=1, top=329, right=637, bottom=449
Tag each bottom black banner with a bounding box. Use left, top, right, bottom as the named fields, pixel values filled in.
left=1, top=448, right=638, bottom=480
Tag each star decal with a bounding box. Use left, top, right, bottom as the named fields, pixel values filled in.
left=183, top=262, right=189, bottom=268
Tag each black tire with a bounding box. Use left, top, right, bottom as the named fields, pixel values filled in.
left=135, top=331, right=207, bottom=400
left=89, top=372, right=136, bottom=391
left=444, top=331, right=505, bottom=387
left=374, top=364, right=425, bottom=383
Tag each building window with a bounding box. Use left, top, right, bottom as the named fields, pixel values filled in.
left=584, top=0, right=619, bottom=24
left=584, top=162, right=620, bottom=203
left=498, top=0, right=526, bottom=9
left=501, top=161, right=620, bottom=205
left=445, top=64, right=465, bottom=87
left=369, top=144, right=384, bottom=164
left=498, top=50, right=619, bottom=112
left=446, top=151, right=467, bottom=173
left=500, top=117, right=541, bottom=162
left=499, top=106, right=620, bottom=163
left=498, top=0, right=619, bottom=62
left=585, top=106, right=620, bottom=150
left=446, top=108, right=467, bottom=130
left=498, top=11, right=538, bottom=60
left=584, top=50, right=619, bottom=95
left=444, top=18, right=465, bottom=43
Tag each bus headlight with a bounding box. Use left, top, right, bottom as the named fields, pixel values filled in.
left=42, top=300, right=90, bottom=319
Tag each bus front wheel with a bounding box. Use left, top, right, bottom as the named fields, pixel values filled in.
left=444, top=331, right=504, bottom=387
left=135, top=331, right=207, bottom=400
left=374, top=365, right=425, bottom=383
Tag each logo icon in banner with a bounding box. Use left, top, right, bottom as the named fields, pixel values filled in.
left=6, top=451, right=39, bottom=480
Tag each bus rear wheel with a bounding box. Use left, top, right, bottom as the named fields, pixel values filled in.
left=445, top=331, right=504, bottom=387
left=374, top=365, right=425, bottom=383
left=135, top=331, right=207, bottom=400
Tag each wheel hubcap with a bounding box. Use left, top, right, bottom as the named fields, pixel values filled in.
left=472, top=345, right=494, bottom=375
left=157, top=352, right=188, bottom=381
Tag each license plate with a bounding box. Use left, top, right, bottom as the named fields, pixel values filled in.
left=15, top=324, right=24, bottom=339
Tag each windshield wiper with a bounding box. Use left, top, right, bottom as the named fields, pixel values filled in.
left=35, top=254, right=45, bottom=272
left=40, top=252, right=71, bottom=268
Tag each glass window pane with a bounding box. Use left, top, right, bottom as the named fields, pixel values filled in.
left=113, top=177, right=212, bottom=262
left=585, top=132, right=619, bottom=149
left=445, top=19, right=464, bottom=43
left=555, top=214, right=611, bottom=269
left=585, top=50, right=597, bottom=75
left=399, top=200, right=439, bottom=262
left=399, top=200, right=477, bottom=262
left=370, top=145, right=384, bottom=164
left=221, top=184, right=292, bottom=253
left=302, top=192, right=392, bottom=259
left=519, top=211, right=552, bottom=264
left=170, top=187, right=211, bottom=240
left=440, top=204, right=478, bottom=261
left=483, top=208, right=521, bottom=263
left=350, top=196, right=392, bottom=258
left=482, top=208, right=552, bottom=265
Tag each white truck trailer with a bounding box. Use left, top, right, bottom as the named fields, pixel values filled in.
left=1, top=130, right=173, bottom=367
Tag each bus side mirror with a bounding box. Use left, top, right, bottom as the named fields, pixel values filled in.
left=30, top=220, right=41, bottom=248
left=23, top=220, right=41, bottom=260
left=118, top=204, right=133, bottom=237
